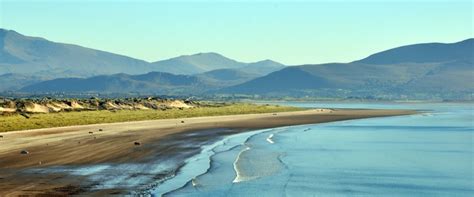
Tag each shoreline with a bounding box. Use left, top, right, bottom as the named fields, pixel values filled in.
left=0, top=108, right=416, bottom=195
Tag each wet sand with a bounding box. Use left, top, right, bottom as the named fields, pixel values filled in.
left=0, top=109, right=415, bottom=196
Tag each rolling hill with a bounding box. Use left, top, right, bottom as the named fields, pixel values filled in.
left=20, top=72, right=206, bottom=95
left=355, top=39, right=473, bottom=64
left=20, top=70, right=261, bottom=94
left=221, top=39, right=474, bottom=99
left=0, top=73, right=48, bottom=91
left=195, top=69, right=260, bottom=87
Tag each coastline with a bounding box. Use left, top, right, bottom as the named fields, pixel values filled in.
left=0, top=108, right=416, bottom=195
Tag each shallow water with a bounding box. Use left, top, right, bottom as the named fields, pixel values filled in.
left=160, top=102, right=474, bottom=196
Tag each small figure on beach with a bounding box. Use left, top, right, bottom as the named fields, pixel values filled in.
left=134, top=141, right=141, bottom=146
left=20, top=150, right=29, bottom=155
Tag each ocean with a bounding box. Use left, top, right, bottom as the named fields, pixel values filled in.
left=153, top=102, right=473, bottom=196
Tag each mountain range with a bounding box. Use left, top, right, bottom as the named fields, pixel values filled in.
left=0, top=29, right=284, bottom=90
left=223, top=39, right=473, bottom=99
left=1, top=28, right=473, bottom=100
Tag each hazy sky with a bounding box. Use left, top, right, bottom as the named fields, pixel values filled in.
left=0, top=0, right=472, bottom=65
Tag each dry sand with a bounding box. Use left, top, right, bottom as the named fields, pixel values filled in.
left=0, top=108, right=415, bottom=196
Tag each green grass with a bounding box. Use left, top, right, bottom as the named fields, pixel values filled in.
left=0, top=103, right=302, bottom=132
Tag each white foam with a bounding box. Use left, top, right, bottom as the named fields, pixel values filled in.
left=153, top=129, right=271, bottom=195
left=232, top=146, right=252, bottom=183
left=266, top=134, right=275, bottom=144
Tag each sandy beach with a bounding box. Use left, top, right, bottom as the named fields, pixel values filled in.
left=0, top=108, right=415, bottom=196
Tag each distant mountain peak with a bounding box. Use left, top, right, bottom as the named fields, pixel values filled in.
left=0, top=28, right=45, bottom=41
left=152, top=52, right=242, bottom=75
left=0, top=28, right=9, bottom=36
left=174, top=52, right=222, bottom=58
left=457, top=38, right=474, bottom=43
left=195, top=52, right=222, bottom=56
left=251, top=59, right=283, bottom=65
left=0, top=29, right=151, bottom=77
left=0, top=28, right=15, bottom=35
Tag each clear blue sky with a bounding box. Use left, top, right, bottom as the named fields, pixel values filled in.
left=0, top=0, right=472, bottom=65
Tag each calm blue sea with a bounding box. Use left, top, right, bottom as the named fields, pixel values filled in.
left=153, top=102, right=473, bottom=196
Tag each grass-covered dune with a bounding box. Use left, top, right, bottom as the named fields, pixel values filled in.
left=0, top=103, right=301, bottom=132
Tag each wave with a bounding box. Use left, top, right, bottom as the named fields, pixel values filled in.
left=232, top=146, right=252, bottom=183
left=155, top=129, right=273, bottom=196
left=155, top=126, right=296, bottom=195
left=266, top=134, right=275, bottom=144
left=231, top=128, right=291, bottom=184
left=154, top=137, right=229, bottom=196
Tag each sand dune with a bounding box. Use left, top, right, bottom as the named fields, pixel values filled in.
left=0, top=98, right=196, bottom=115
